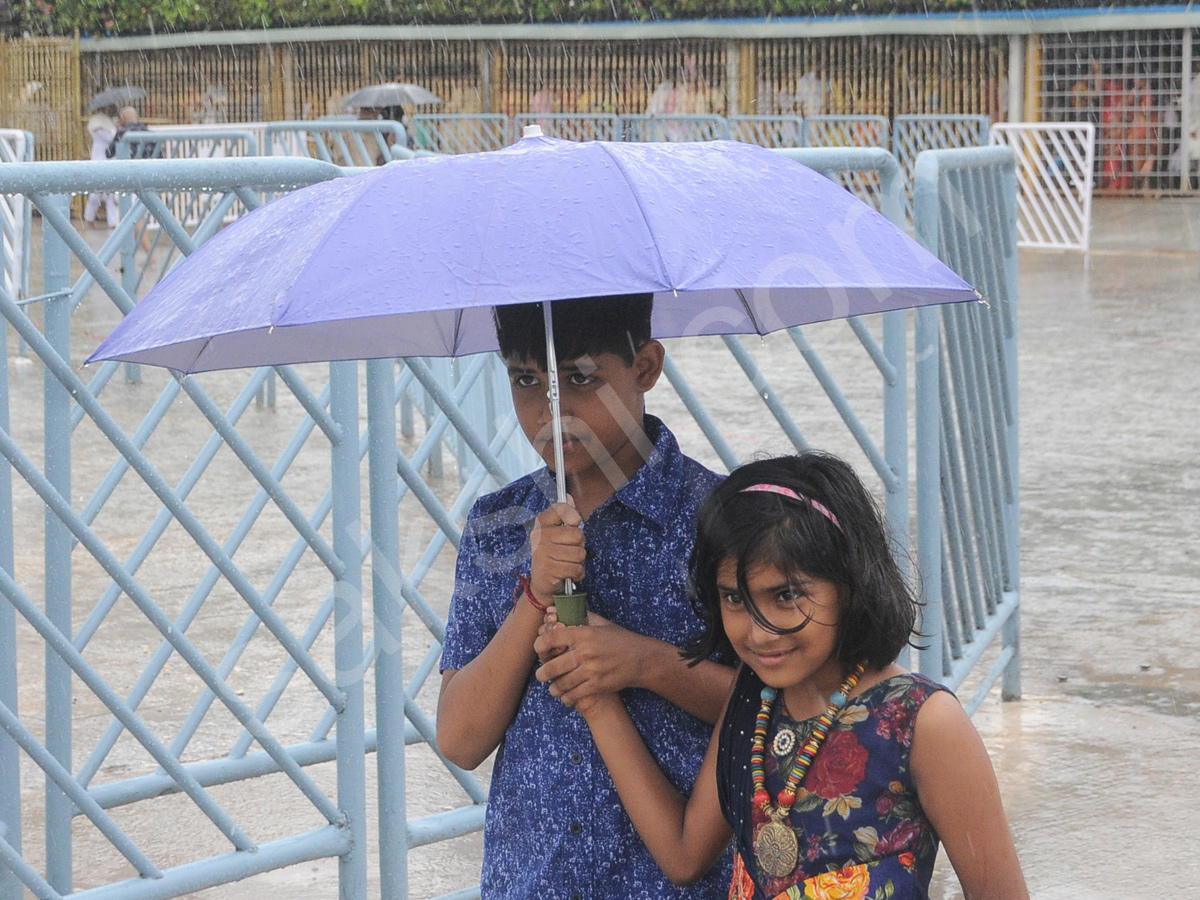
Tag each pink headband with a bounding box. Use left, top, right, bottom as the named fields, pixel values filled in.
left=739, top=484, right=842, bottom=531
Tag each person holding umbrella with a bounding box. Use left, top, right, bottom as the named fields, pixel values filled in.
left=437, top=293, right=736, bottom=900
left=345, top=81, right=439, bottom=156
left=106, top=106, right=157, bottom=160
left=83, top=106, right=118, bottom=228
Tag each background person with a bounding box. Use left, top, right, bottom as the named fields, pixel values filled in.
left=83, top=107, right=118, bottom=228
left=106, top=106, right=157, bottom=159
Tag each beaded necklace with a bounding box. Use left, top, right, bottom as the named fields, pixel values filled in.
left=750, top=662, right=865, bottom=879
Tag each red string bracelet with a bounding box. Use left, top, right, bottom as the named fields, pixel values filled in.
left=515, top=573, right=548, bottom=614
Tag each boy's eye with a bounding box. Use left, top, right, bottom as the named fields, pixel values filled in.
left=512, top=374, right=540, bottom=388
left=566, top=372, right=596, bottom=387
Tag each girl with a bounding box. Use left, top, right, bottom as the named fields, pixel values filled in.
left=535, top=452, right=1027, bottom=900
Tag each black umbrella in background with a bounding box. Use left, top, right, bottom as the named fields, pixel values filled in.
left=86, top=85, right=147, bottom=112
left=342, top=82, right=442, bottom=109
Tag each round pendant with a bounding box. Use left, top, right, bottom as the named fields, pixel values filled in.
left=771, top=727, right=796, bottom=757
left=755, top=820, right=799, bottom=879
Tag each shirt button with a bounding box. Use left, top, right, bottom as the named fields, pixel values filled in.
left=569, top=751, right=583, bottom=765
left=569, top=821, right=583, bottom=835
left=570, top=893, right=582, bottom=900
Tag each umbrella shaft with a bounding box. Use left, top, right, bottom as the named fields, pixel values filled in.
left=542, top=302, right=575, bottom=596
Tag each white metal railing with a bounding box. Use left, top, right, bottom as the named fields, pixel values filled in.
left=0, top=130, right=34, bottom=305
left=989, top=122, right=1095, bottom=251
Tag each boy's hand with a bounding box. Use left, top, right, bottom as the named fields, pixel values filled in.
left=534, top=612, right=650, bottom=707
left=529, top=501, right=585, bottom=606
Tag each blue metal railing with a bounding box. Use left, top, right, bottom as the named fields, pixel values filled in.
left=912, top=144, right=1020, bottom=711
left=894, top=114, right=991, bottom=224
left=0, top=141, right=1017, bottom=900
left=264, top=120, right=409, bottom=165
left=512, top=113, right=623, bottom=142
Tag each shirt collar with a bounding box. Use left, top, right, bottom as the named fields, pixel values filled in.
left=600, top=414, right=681, bottom=529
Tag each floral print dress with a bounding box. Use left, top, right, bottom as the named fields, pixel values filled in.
left=717, top=667, right=951, bottom=900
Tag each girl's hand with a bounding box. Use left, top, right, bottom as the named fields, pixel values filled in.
left=535, top=611, right=616, bottom=715
left=574, top=691, right=623, bottom=718
left=534, top=607, right=566, bottom=666
left=534, top=612, right=652, bottom=706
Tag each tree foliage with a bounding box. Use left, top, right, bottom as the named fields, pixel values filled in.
left=9, top=0, right=1174, bottom=37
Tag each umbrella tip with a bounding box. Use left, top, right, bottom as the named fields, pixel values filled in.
left=522, top=124, right=544, bottom=139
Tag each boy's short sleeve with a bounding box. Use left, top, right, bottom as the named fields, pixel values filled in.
left=440, top=492, right=534, bottom=672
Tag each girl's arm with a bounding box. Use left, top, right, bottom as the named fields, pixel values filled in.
left=910, top=691, right=1029, bottom=900
left=579, top=694, right=733, bottom=885
left=535, top=614, right=736, bottom=724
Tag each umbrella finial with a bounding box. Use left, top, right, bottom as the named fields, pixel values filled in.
left=522, top=124, right=544, bottom=139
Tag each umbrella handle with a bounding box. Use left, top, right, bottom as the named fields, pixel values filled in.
left=542, top=301, right=575, bottom=596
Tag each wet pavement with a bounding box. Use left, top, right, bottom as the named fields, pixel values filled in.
left=8, top=196, right=1200, bottom=897
left=930, top=197, right=1200, bottom=897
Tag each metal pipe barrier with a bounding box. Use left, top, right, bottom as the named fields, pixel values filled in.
left=912, top=145, right=1020, bottom=712
left=727, top=116, right=806, bottom=148
left=0, top=130, right=34, bottom=305
left=988, top=122, right=1095, bottom=252
left=264, top=120, right=410, bottom=166
left=409, top=114, right=510, bottom=155
left=511, top=114, right=623, bottom=142
left=0, top=146, right=1018, bottom=900
left=621, top=114, right=730, bottom=142
left=801, top=116, right=892, bottom=209
left=893, top=114, right=991, bottom=225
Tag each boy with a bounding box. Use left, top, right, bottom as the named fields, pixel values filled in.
left=437, top=293, right=735, bottom=900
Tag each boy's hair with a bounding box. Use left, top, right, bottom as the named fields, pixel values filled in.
left=686, top=452, right=919, bottom=671
left=493, top=293, right=654, bottom=368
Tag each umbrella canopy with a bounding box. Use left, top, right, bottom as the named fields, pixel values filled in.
left=343, top=82, right=442, bottom=109
left=88, top=135, right=976, bottom=375
left=87, top=85, right=147, bottom=112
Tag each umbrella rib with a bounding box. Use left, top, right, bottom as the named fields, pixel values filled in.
left=451, top=308, right=463, bottom=356
left=734, top=288, right=763, bottom=335
left=596, top=143, right=673, bottom=287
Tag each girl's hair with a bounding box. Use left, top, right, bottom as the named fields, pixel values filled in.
left=687, top=452, right=919, bottom=671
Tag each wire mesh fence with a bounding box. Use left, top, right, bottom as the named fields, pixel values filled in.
left=1036, top=28, right=1188, bottom=193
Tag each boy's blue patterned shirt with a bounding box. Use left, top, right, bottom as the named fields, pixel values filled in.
left=441, top=416, right=730, bottom=900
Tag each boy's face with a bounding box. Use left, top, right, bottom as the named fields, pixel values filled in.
left=506, top=341, right=664, bottom=489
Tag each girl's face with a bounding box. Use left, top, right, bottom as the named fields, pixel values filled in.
left=717, top=555, right=844, bottom=695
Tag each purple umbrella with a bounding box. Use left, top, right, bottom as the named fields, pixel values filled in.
left=88, top=132, right=977, bottom=594
left=88, top=132, right=975, bottom=373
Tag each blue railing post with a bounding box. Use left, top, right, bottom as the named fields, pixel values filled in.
left=912, top=163, right=945, bottom=682
left=913, top=306, right=943, bottom=682
left=0, top=196, right=20, bottom=900
left=881, top=309, right=909, bottom=668
left=42, top=194, right=73, bottom=893
left=366, top=358, right=409, bottom=900
left=999, top=159, right=1022, bottom=702
left=876, top=161, right=912, bottom=618
left=116, top=159, right=141, bottom=385
left=330, top=360, right=368, bottom=900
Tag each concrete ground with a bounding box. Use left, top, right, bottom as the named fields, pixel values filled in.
left=929, top=196, right=1200, bottom=897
